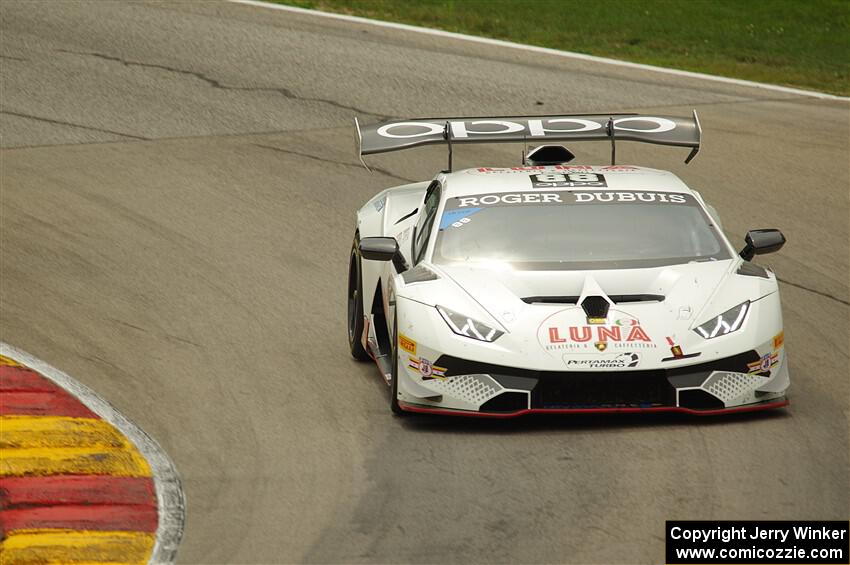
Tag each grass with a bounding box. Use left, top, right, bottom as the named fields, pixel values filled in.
left=274, top=0, right=850, bottom=96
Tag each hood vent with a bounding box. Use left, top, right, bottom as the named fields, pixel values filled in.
left=581, top=295, right=610, bottom=319
left=402, top=265, right=438, bottom=284
left=522, top=294, right=665, bottom=305
left=521, top=296, right=579, bottom=304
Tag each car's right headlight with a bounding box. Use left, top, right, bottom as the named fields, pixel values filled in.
left=436, top=305, right=504, bottom=342
left=693, top=301, right=750, bottom=339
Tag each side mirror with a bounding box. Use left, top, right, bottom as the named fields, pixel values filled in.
left=740, top=229, right=786, bottom=261
left=359, top=237, right=409, bottom=272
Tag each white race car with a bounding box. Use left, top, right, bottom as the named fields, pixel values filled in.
left=348, top=113, right=789, bottom=417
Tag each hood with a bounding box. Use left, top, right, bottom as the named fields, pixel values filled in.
left=440, top=261, right=732, bottom=331
left=397, top=259, right=780, bottom=371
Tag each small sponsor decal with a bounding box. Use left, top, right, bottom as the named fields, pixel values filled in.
left=408, top=356, right=446, bottom=380
left=449, top=190, right=692, bottom=210
left=573, top=192, right=687, bottom=204
left=594, top=341, right=607, bottom=352
left=563, top=352, right=640, bottom=369
left=661, top=336, right=701, bottom=362
left=747, top=352, right=779, bottom=374
left=475, top=165, right=596, bottom=174
left=598, top=165, right=639, bottom=171
left=587, top=316, right=607, bottom=325
left=399, top=334, right=416, bottom=355
left=773, top=331, right=784, bottom=350
left=456, top=193, right=563, bottom=208
left=472, top=165, right=639, bottom=173
left=530, top=173, right=607, bottom=188
left=440, top=207, right=482, bottom=229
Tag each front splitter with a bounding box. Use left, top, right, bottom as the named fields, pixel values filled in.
left=398, top=398, right=789, bottom=418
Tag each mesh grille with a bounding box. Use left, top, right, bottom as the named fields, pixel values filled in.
left=703, top=372, right=759, bottom=404
left=427, top=374, right=503, bottom=406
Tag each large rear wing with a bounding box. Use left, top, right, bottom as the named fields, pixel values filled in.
left=355, top=111, right=701, bottom=170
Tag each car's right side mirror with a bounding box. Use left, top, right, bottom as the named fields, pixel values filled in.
left=359, top=236, right=409, bottom=272
left=740, top=229, right=786, bottom=261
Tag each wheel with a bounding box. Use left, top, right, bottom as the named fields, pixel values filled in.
left=390, top=312, right=405, bottom=415
left=347, top=235, right=370, bottom=361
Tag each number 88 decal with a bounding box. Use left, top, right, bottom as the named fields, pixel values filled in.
left=530, top=173, right=606, bottom=187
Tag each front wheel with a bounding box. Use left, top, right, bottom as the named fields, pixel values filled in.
left=347, top=236, right=369, bottom=361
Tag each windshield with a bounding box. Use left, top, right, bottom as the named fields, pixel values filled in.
left=433, top=190, right=730, bottom=270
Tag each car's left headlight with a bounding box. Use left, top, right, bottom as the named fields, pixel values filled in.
left=694, top=301, right=750, bottom=339
left=436, top=305, right=504, bottom=342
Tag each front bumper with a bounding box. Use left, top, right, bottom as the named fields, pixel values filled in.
left=397, top=349, right=789, bottom=417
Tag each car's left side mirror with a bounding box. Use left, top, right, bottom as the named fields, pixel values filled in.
left=740, top=229, right=786, bottom=261
left=359, top=236, right=409, bottom=272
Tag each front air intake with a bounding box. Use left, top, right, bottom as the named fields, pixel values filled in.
left=480, top=392, right=529, bottom=413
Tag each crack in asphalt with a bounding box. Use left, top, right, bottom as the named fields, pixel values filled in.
left=57, top=49, right=394, bottom=120
left=253, top=143, right=417, bottom=183
left=777, top=277, right=849, bottom=307
left=108, top=317, right=203, bottom=347
left=0, top=54, right=29, bottom=62
left=0, top=110, right=149, bottom=140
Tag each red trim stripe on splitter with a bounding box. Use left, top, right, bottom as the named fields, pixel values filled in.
left=398, top=399, right=789, bottom=418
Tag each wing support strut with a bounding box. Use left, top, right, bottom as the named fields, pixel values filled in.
left=685, top=109, right=702, bottom=164
left=444, top=121, right=453, bottom=172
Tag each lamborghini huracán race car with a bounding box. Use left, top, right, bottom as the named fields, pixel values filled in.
left=347, top=113, right=789, bottom=417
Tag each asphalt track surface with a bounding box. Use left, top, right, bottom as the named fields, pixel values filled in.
left=1, top=2, right=848, bottom=563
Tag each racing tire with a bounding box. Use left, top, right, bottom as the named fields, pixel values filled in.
left=390, top=312, right=405, bottom=415
left=348, top=235, right=370, bottom=361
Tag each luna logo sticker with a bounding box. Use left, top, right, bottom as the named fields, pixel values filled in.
left=548, top=323, right=652, bottom=346
left=408, top=356, right=446, bottom=380
left=539, top=308, right=658, bottom=353
left=399, top=334, right=416, bottom=355
left=530, top=173, right=607, bottom=188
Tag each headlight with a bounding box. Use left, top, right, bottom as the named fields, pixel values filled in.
left=436, top=305, right=504, bottom=342
left=694, top=301, right=750, bottom=339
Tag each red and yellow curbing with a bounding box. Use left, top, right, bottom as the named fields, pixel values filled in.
left=0, top=354, right=158, bottom=564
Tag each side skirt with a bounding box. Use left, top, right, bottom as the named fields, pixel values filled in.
left=362, top=314, right=392, bottom=386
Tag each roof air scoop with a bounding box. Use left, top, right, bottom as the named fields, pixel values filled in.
left=524, top=144, right=575, bottom=166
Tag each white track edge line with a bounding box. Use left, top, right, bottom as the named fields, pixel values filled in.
left=0, top=342, right=186, bottom=565
left=228, top=0, right=849, bottom=102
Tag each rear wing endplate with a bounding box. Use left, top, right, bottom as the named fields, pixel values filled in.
left=355, top=111, right=701, bottom=170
